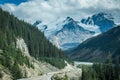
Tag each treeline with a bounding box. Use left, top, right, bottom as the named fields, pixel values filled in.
left=82, top=55, right=120, bottom=80
left=0, top=8, right=67, bottom=59
left=0, top=7, right=70, bottom=79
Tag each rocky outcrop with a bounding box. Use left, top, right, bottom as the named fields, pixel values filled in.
left=51, top=61, right=82, bottom=80
left=16, top=38, right=59, bottom=78
left=16, top=38, right=30, bottom=56
left=19, top=57, right=59, bottom=78
left=0, top=66, right=12, bottom=80
left=51, top=69, right=82, bottom=80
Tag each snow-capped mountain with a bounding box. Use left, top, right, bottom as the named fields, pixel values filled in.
left=48, top=17, right=95, bottom=50
left=81, top=12, right=115, bottom=32
left=33, top=20, right=48, bottom=32
left=34, top=12, right=116, bottom=50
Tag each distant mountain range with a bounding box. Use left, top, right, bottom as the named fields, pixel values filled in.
left=48, top=17, right=95, bottom=50
left=0, top=8, right=68, bottom=79
left=70, top=25, right=120, bottom=62
left=81, top=13, right=115, bottom=32
left=34, top=12, right=116, bottom=50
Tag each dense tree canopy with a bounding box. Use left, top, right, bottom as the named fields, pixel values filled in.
left=0, top=8, right=67, bottom=59
left=0, top=8, right=70, bottom=79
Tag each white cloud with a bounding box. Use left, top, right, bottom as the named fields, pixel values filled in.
left=1, top=0, right=120, bottom=25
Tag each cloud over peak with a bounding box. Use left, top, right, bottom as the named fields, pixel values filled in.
left=1, top=0, right=120, bottom=25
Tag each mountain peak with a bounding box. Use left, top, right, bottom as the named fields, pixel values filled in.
left=50, top=17, right=95, bottom=50
left=66, top=16, right=74, bottom=22
left=33, top=20, right=42, bottom=26
left=95, top=12, right=107, bottom=16
left=93, top=12, right=114, bottom=20
left=81, top=12, right=115, bottom=32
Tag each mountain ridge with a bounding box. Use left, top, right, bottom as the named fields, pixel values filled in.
left=0, top=8, right=70, bottom=79
left=34, top=12, right=116, bottom=50
left=69, top=25, right=120, bottom=62
left=48, top=17, right=95, bottom=50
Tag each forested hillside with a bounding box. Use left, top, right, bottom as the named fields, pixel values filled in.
left=70, top=25, right=120, bottom=62
left=0, top=8, right=67, bottom=59
left=0, top=8, right=69, bottom=80
left=81, top=55, right=120, bottom=80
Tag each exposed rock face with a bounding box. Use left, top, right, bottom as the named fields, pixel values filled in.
left=19, top=57, right=59, bottom=78
left=16, top=38, right=59, bottom=78
left=51, top=69, right=82, bottom=80
left=81, top=12, right=115, bottom=32
left=16, top=38, right=30, bottom=56
left=0, top=61, right=12, bottom=80
left=34, top=13, right=115, bottom=50
left=51, top=61, right=82, bottom=80
left=0, top=69, right=12, bottom=80
left=49, top=17, right=95, bottom=50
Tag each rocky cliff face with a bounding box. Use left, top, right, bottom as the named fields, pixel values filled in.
left=0, top=38, right=59, bottom=80
left=48, top=17, right=95, bottom=50
left=81, top=12, right=115, bottom=32
left=16, top=38, right=59, bottom=78
left=34, top=13, right=115, bottom=50
left=16, top=38, right=30, bottom=56
left=51, top=69, right=82, bottom=80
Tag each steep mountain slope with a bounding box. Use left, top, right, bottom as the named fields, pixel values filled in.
left=81, top=12, right=115, bottom=32
left=70, top=25, right=120, bottom=62
left=34, top=13, right=115, bottom=50
left=48, top=17, right=95, bottom=50
left=33, top=20, right=48, bottom=32
left=0, top=8, right=67, bottom=60
left=0, top=8, right=69, bottom=80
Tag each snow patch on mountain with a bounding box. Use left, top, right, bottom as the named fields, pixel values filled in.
left=33, top=12, right=116, bottom=50
left=78, top=22, right=101, bottom=34
left=48, top=17, right=96, bottom=50
left=81, top=12, right=115, bottom=32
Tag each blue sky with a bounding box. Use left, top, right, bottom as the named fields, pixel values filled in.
left=1, top=0, right=120, bottom=25
left=0, top=0, right=27, bottom=5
